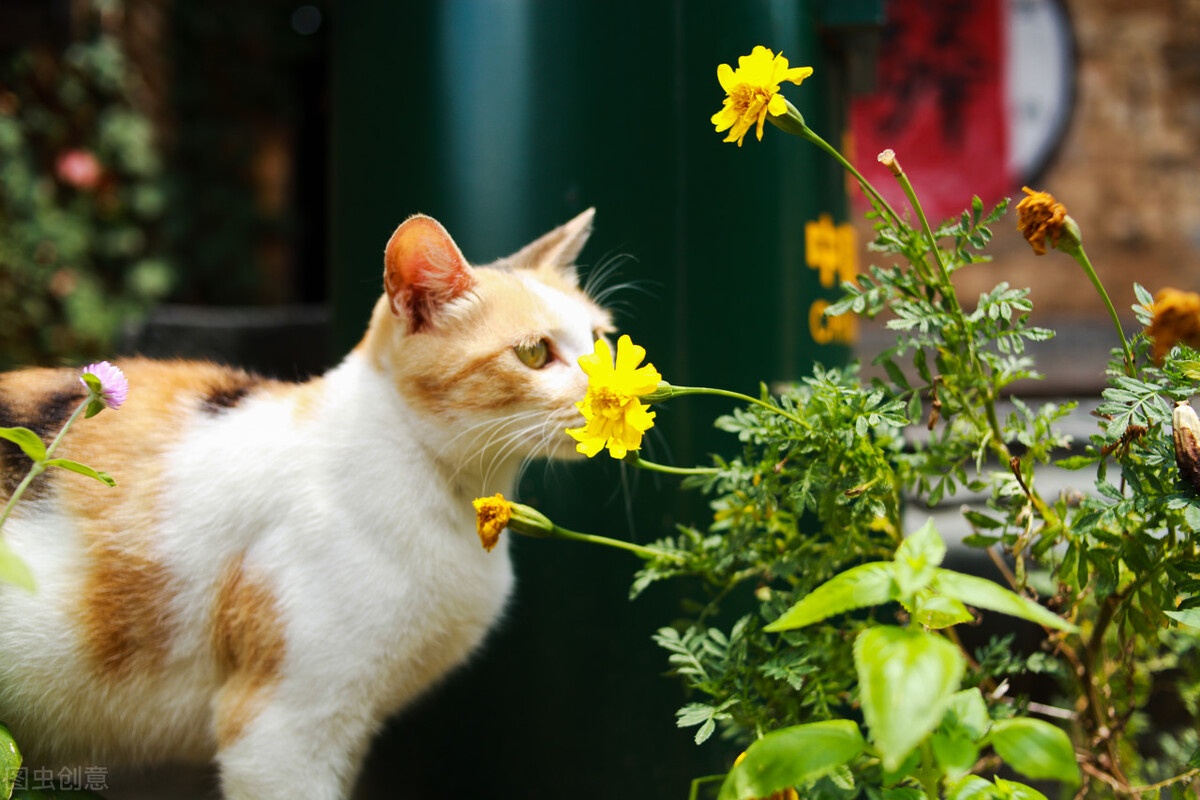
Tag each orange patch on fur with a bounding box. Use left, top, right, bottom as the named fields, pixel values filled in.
left=211, top=555, right=286, bottom=748
left=41, top=360, right=277, bottom=682
left=80, top=542, right=175, bottom=678
left=267, top=377, right=326, bottom=424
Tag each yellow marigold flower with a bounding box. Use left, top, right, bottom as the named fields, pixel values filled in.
left=566, top=335, right=661, bottom=459
left=1146, top=287, right=1200, bottom=363
left=1015, top=186, right=1070, bottom=255
left=711, top=45, right=813, bottom=147
left=472, top=493, right=511, bottom=552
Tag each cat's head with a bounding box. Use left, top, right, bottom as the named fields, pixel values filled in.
left=360, top=209, right=613, bottom=476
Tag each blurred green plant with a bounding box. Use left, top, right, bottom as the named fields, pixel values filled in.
left=490, top=44, right=1200, bottom=800
left=0, top=4, right=173, bottom=369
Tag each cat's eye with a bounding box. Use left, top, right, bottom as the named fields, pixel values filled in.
left=514, top=339, right=550, bottom=369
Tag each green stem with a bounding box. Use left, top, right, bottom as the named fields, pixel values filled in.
left=632, top=457, right=718, bottom=477
left=548, top=523, right=687, bottom=563
left=0, top=399, right=88, bottom=532
left=891, top=165, right=959, bottom=315
left=1069, top=245, right=1135, bottom=376
left=663, top=385, right=808, bottom=429
left=796, top=125, right=904, bottom=229
left=688, top=774, right=726, bottom=800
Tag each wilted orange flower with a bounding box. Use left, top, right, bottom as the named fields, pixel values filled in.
left=1146, top=287, right=1200, bottom=363
left=472, top=494, right=512, bottom=552
left=1016, top=186, right=1069, bottom=255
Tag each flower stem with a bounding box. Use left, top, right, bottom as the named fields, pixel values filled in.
left=632, top=457, right=718, bottom=477
left=792, top=122, right=904, bottom=229
left=0, top=399, right=88, bottom=532
left=890, top=162, right=959, bottom=314
left=663, top=385, right=808, bottom=429
left=547, top=523, right=687, bottom=563
left=1068, top=245, right=1135, bottom=376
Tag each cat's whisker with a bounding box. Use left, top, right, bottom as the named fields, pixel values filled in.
left=477, top=415, right=555, bottom=491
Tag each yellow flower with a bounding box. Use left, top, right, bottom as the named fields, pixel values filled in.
left=711, top=45, right=813, bottom=147
left=1015, top=186, right=1070, bottom=255
left=472, top=493, right=512, bottom=552
left=566, top=335, right=661, bottom=459
left=1146, top=287, right=1200, bottom=363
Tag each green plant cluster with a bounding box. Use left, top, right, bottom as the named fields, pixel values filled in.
left=0, top=5, right=173, bottom=369
left=624, top=175, right=1200, bottom=797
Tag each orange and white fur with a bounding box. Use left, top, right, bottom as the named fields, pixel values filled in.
left=0, top=210, right=610, bottom=798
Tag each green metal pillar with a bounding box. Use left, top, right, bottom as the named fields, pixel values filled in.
left=333, top=2, right=880, bottom=798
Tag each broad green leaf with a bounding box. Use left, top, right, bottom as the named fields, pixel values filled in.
left=716, top=720, right=865, bottom=800
left=43, top=459, right=116, bottom=487
left=932, top=728, right=978, bottom=780
left=946, top=776, right=996, bottom=800
left=0, top=427, right=45, bottom=463
left=944, top=688, right=990, bottom=740
left=764, top=562, right=897, bottom=632
left=0, top=537, right=34, bottom=592
left=914, top=593, right=974, bottom=629
left=0, top=722, right=19, bottom=799
left=894, top=520, right=946, bottom=599
left=994, top=778, right=1050, bottom=800
left=853, top=626, right=965, bottom=771
left=988, top=717, right=1080, bottom=786
left=882, top=789, right=924, bottom=800
left=1165, top=607, right=1200, bottom=629
left=932, top=569, right=1078, bottom=632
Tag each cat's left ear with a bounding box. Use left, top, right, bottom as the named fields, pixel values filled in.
left=502, top=207, right=595, bottom=286
left=384, top=214, right=478, bottom=332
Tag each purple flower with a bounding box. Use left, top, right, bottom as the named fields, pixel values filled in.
left=80, top=361, right=129, bottom=411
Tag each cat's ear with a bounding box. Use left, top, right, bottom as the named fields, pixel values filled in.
left=384, top=214, right=478, bottom=332
left=503, top=207, right=595, bottom=285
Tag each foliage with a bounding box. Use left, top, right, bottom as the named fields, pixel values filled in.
left=0, top=3, right=173, bottom=369
left=608, top=164, right=1200, bottom=795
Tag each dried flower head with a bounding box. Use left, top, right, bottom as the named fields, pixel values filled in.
left=1146, top=287, right=1200, bottom=363
left=1015, top=186, right=1073, bottom=255
left=79, top=361, right=129, bottom=416
left=1173, top=402, right=1200, bottom=494
left=472, top=494, right=512, bottom=552
left=711, top=46, right=813, bottom=147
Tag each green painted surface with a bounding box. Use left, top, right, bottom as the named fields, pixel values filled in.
left=332, top=3, right=876, bottom=797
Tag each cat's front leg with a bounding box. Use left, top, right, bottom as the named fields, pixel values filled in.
left=214, top=690, right=376, bottom=800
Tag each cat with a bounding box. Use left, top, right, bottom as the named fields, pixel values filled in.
left=0, top=208, right=612, bottom=799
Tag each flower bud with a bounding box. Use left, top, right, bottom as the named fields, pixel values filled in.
left=1173, top=401, right=1200, bottom=493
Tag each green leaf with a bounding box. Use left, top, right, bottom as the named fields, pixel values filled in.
left=914, top=592, right=974, bottom=629
left=1165, top=607, right=1200, bottom=628
left=0, top=426, right=46, bottom=463
left=894, top=519, right=946, bottom=599
left=0, top=537, right=34, bottom=592
left=853, top=626, right=965, bottom=771
left=988, top=717, right=1080, bottom=786
left=993, top=778, right=1050, bottom=800
left=944, top=688, right=990, bottom=740
left=945, top=776, right=996, bottom=800
left=42, top=459, right=116, bottom=487
left=931, top=570, right=1077, bottom=632
left=764, top=562, right=897, bottom=632
left=0, top=722, right=20, bottom=800
left=716, top=720, right=865, bottom=800
left=932, top=728, right=978, bottom=781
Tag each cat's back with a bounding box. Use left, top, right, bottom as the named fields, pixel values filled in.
left=0, top=358, right=316, bottom=764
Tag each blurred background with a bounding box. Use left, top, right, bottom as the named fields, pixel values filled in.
left=0, top=0, right=1197, bottom=798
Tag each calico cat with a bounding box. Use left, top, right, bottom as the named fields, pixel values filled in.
left=0, top=209, right=611, bottom=799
